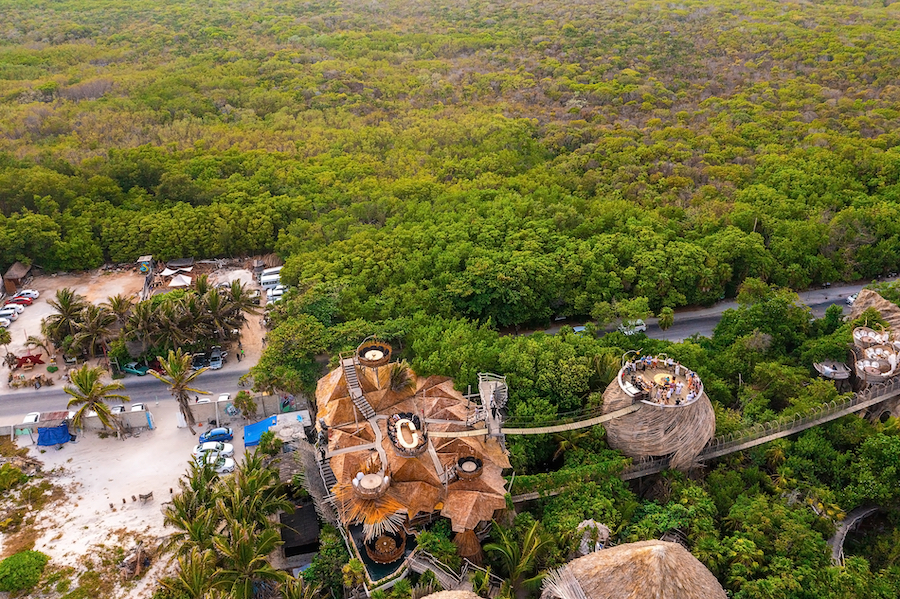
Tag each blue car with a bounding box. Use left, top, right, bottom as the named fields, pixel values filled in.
left=199, top=427, right=234, bottom=444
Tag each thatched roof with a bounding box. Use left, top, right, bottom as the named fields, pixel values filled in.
left=601, top=381, right=715, bottom=470
left=315, top=357, right=511, bottom=533
left=421, top=592, right=482, bottom=599
left=3, top=261, right=30, bottom=280
left=850, top=289, right=900, bottom=333
left=453, top=529, right=484, bottom=564
left=542, top=540, right=726, bottom=599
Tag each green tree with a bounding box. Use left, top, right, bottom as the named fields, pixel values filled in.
left=42, top=288, right=87, bottom=345
left=65, top=364, right=129, bottom=438
left=657, top=307, right=675, bottom=331
left=73, top=304, right=116, bottom=359
left=484, top=520, right=552, bottom=599
left=150, top=349, right=209, bottom=434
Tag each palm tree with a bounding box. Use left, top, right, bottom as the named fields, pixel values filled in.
left=214, top=452, right=293, bottom=532
left=160, top=503, right=220, bottom=557
left=73, top=304, right=116, bottom=359
left=281, top=576, right=321, bottom=599
left=0, top=328, right=10, bottom=355
left=125, top=300, right=156, bottom=353
left=65, top=364, right=129, bottom=438
left=484, top=521, right=552, bottom=599
left=25, top=334, right=54, bottom=358
left=225, top=280, right=262, bottom=318
left=103, top=293, right=134, bottom=328
left=551, top=429, right=590, bottom=463
left=43, top=288, right=88, bottom=345
left=657, top=307, right=675, bottom=331
left=150, top=348, right=209, bottom=434
left=159, top=546, right=217, bottom=599
left=194, top=273, right=211, bottom=296
left=389, top=361, right=413, bottom=392
left=212, top=521, right=289, bottom=599
left=204, top=290, right=232, bottom=342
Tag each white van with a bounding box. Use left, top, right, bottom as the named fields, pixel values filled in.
left=0, top=308, right=19, bottom=321
left=259, top=266, right=283, bottom=282
left=260, top=273, right=281, bottom=290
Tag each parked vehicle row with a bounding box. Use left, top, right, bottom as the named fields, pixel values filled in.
left=22, top=403, right=145, bottom=424
left=194, top=426, right=235, bottom=473
left=0, top=289, right=39, bottom=327
left=191, top=346, right=228, bottom=371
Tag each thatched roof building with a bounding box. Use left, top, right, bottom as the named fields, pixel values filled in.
left=850, top=289, right=900, bottom=332
left=316, top=346, right=510, bottom=541
left=541, top=540, right=726, bottom=599
left=602, top=358, right=715, bottom=470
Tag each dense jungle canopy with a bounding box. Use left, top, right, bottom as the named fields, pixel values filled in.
left=3, top=0, right=900, bottom=323
left=8, top=0, right=900, bottom=597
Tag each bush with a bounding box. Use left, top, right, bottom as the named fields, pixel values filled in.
left=0, top=464, right=27, bottom=492
left=0, top=550, right=49, bottom=592
left=257, top=431, right=283, bottom=456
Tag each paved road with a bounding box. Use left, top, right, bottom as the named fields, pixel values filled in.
left=0, top=281, right=876, bottom=420
left=0, top=367, right=251, bottom=420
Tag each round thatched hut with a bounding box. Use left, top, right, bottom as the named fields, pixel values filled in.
left=602, top=356, right=715, bottom=470
left=541, top=540, right=726, bottom=599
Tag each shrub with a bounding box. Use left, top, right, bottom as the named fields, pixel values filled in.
left=0, top=550, right=49, bottom=592
left=0, top=464, right=27, bottom=492
left=257, top=431, right=283, bottom=456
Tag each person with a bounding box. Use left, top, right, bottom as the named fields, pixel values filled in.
left=195, top=395, right=200, bottom=403
left=237, top=351, right=242, bottom=362
left=241, top=349, right=246, bottom=360
left=666, top=388, right=674, bottom=403
left=675, top=381, right=684, bottom=397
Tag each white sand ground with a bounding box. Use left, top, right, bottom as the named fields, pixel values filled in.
left=0, top=264, right=269, bottom=596
left=20, top=400, right=248, bottom=598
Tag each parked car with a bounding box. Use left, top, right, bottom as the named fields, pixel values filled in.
left=618, top=319, right=648, bottom=335
left=14, top=289, right=39, bottom=299
left=0, top=309, right=19, bottom=321
left=5, top=296, right=32, bottom=306
left=22, top=412, right=40, bottom=424
left=131, top=403, right=145, bottom=412
left=199, top=427, right=234, bottom=443
left=191, top=353, right=210, bottom=370
left=0, top=318, right=10, bottom=328
left=847, top=293, right=858, bottom=306
left=192, top=441, right=235, bottom=459
left=122, top=362, right=150, bottom=376
left=110, top=405, right=127, bottom=414
left=1, top=303, right=24, bottom=314
left=195, top=453, right=235, bottom=474
left=250, top=290, right=261, bottom=305
left=208, top=354, right=224, bottom=370
left=217, top=393, right=231, bottom=403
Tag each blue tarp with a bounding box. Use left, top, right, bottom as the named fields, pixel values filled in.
left=37, top=423, right=71, bottom=446
left=243, top=416, right=276, bottom=446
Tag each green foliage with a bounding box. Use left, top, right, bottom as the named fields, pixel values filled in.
left=303, top=524, right=349, bottom=598
left=256, top=431, right=283, bottom=457
left=232, top=390, right=257, bottom=420
left=0, top=550, right=49, bottom=593
left=416, top=522, right=461, bottom=572
left=0, top=464, right=27, bottom=492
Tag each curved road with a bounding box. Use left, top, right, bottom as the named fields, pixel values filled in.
left=0, top=281, right=871, bottom=420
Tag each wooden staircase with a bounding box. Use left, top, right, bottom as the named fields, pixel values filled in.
left=341, top=357, right=375, bottom=419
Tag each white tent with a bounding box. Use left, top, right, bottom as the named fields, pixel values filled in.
left=160, top=266, right=194, bottom=277
left=168, top=274, right=193, bottom=287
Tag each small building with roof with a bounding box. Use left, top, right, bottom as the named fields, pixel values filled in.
left=315, top=339, right=510, bottom=588
left=541, top=540, right=726, bottom=599
left=3, top=261, right=31, bottom=295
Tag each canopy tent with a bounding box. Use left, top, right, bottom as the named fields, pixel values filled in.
left=244, top=416, right=277, bottom=446
left=168, top=274, right=193, bottom=287
left=37, top=424, right=71, bottom=446
left=160, top=266, right=194, bottom=277
left=166, top=257, right=194, bottom=269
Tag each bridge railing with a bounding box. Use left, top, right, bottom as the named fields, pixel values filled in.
left=701, top=377, right=900, bottom=458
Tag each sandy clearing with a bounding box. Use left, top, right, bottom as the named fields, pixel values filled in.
left=19, top=400, right=248, bottom=598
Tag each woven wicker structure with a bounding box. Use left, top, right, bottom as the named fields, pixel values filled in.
left=602, top=363, right=715, bottom=470
left=453, top=529, right=485, bottom=565
left=541, top=540, right=726, bottom=599
left=850, top=289, right=900, bottom=332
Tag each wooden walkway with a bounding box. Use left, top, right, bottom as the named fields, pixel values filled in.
left=622, top=377, right=900, bottom=480
left=829, top=505, right=880, bottom=566
left=427, top=404, right=642, bottom=438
